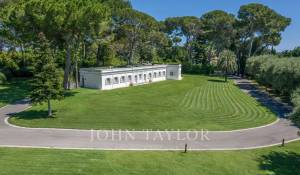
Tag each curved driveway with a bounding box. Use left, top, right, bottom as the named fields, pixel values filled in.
left=0, top=78, right=299, bottom=151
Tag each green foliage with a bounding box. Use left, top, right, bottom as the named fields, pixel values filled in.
left=0, top=51, right=35, bottom=78
left=200, top=10, right=235, bottom=53
left=0, top=72, right=6, bottom=84
left=30, top=35, right=64, bottom=116
left=235, top=3, right=291, bottom=75
left=279, top=47, right=300, bottom=57
left=291, top=88, right=300, bottom=125
left=182, top=63, right=214, bottom=75
left=246, top=55, right=300, bottom=96
left=218, top=50, right=237, bottom=81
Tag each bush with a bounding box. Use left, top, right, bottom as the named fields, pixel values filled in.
left=291, top=88, right=300, bottom=125
left=246, top=55, right=300, bottom=96
left=0, top=72, right=7, bottom=84
left=182, top=63, right=214, bottom=75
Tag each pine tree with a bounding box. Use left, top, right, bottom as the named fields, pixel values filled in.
left=30, top=33, right=64, bottom=117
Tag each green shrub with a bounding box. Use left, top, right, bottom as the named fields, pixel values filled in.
left=246, top=55, right=300, bottom=96
left=291, top=88, right=300, bottom=125
left=0, top=72, right=7, bottom=84
left=182, top=63, right=214, bottom=75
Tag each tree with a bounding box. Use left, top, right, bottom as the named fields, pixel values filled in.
left=218, top=50, right=237, bottom=82
left=0, top=0, right=110, bottom=89
left=200, top=10, right=236, bottom=55
left=30, top=33, right=64, bottom=117
left=114, top=9, right=158, bottom=65
left=235, top=3, right=291, bottom=75
left=164, top=16, right=202, bottom=64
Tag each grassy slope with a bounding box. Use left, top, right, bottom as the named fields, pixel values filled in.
left=10, top=75, right=276, bottom=130
left=0, top=141, right=300, bottom=175
left=0, top=79, right=29, bottom=107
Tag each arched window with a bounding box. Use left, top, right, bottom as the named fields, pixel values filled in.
left=159, top=72, right=161, bottom=77
left=113, top=77, right=119, bottom=84
left=144, top=74, right=147, bottom=80
left=163, top=71, right=166, bottom=76
left=134, top=75, right=138, bottom=83
left=120, top=76, right=125, bottom=83
left=154, top=72, right=157, bottom=78
left=105, top=78, right=111, bottom=85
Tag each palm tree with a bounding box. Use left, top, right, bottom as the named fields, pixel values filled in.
left=218, top=50, right=237, bottom=82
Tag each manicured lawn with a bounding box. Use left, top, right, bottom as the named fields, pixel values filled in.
left=11, top=75, right=276, bottom=130
left=0, top=79, right=29, bottom=108
left=0, top=141, right=300, bottom=175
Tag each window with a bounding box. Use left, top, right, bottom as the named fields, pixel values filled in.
left=139, top=74, right=142, bottom=80
left=159, top=72, right=161, bottom=77
left=148, top=73, right=152, bottom=79
left=120, top=76, right=125, bottom=83
left=154, top=72, right=157, bottom=78
left=134, top=75, right=138, bottom=83
left=163, top=71, right=166, bottom=76
left=128, top=75, right=132, bottom=82
left=170, top=72, right=174, bottom=76
left=105, top=78, right=111, bottom=85
left=144, top=74, right=147, bottom=80
left=113, top=77, right=119, bottom=84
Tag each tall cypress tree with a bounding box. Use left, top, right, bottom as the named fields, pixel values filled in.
left=30, top=33, right=64, bottom=117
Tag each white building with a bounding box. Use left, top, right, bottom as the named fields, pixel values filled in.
left=79, top=64, right=182, bottom=90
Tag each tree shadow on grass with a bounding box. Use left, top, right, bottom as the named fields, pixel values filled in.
left=207, top=79, right=226, bottom=83
left=259, top=151, right=300, bottom=175
left=64, top=90, right=79, bottom=98
left=0, top=79, right=30, bottom=106
left=11, top=110, right=58, bottom=120
left=234, top=80, right=292, bottom=118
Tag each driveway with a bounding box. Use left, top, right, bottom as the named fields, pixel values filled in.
left=0, top=77, right=299, bottom=150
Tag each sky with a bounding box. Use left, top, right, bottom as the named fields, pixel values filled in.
left=130, top=0, right=300, bottom=51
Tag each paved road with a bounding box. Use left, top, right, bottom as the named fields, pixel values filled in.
left=0, top=78, right=299, bottom=150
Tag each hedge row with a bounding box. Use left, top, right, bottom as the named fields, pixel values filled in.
left=246, top=55, right=300, bottom=124
left=182, top=63, right=215, bottom=75
left=246, top=55, right=300, bottom=96
left=291, top=88, right=300, bottom=125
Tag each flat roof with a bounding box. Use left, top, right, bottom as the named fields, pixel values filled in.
left=80, top=64, right=180, bottom=73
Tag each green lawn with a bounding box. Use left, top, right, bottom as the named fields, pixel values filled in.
left=0, top=79, right=29, bottom=108
left=0, top=141, right=300, bottom=175
left=10, top=75, right=276, bottom=130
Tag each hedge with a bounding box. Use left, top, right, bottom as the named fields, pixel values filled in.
left=246, top=55, right=300, bottom=96
left=182, top=63, right=214, bottom=75
left=246, top=55, right=300, bottom=125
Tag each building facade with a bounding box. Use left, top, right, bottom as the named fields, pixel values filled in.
left=79, top=64, right=182, bottom=90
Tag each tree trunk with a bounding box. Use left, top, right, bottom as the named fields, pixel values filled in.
left=47, top=98, right=52, bottom=117
left=63, top=43, right=72, bottom=89
left=225, top=68, right=228, bottom=82
left=75, top=57, right=79, bottom=88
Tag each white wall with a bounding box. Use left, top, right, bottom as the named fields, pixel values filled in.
left=80, top=65, right=181, bottom=90
left=100, top=68, right=167, bottom=90
left=166, top=65, right=182, bottom=80
left=80, top=71, right=101, bottom=89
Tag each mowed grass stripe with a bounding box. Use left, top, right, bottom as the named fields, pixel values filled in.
left=11, top=75, right=277, bottom=130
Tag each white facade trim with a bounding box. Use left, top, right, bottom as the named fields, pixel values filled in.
left=79, top=64, right=182, bottom=90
